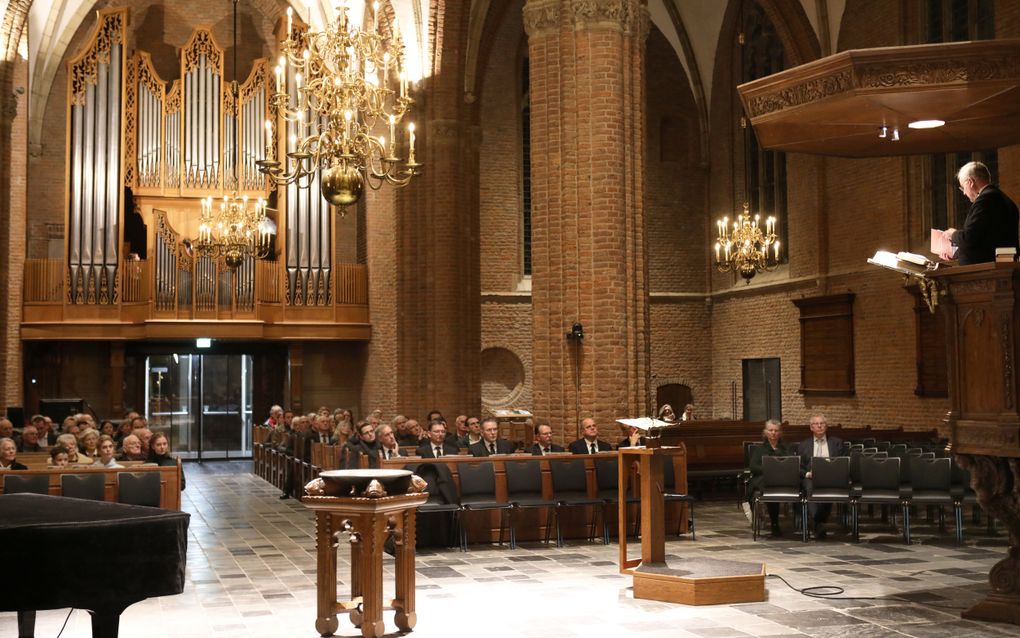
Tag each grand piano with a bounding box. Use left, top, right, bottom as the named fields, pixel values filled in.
left=0, top=494, right=190, bottom=638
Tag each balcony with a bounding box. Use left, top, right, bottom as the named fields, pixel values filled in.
left=22, top=257, right=370, bottom=341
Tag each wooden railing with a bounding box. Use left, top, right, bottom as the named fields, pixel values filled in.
left=23, top=259, right=64, bottom=302
left=23, top=258, right=370, bottom=336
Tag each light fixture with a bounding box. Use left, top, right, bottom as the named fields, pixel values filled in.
left=257, top=2, right=422, bottom=210
left=714, top=203, right=780, bottom=282
left=195, top=0, right=275, bottom=269
left=908, top=119, right=945, bottom=129
left=714, top=5, right=782, bottom=285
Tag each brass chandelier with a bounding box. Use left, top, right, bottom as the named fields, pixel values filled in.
left=714, top=202, right=779, bottom=283
left=195, top=0, right=274, bottom=269
left=258, top=3, right=422, bottom=210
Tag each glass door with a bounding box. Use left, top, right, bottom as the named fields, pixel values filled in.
left=145, top=353, right=253, bottom=459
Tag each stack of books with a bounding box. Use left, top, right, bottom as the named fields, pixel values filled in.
left=996, top=247, right=1017, bottom=263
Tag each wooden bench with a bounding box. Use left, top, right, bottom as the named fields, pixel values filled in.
left=1, top=461, right=183, bottom=510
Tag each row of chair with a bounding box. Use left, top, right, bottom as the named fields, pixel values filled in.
left=417, top=457, right=694, bottom=550
left=753, top=454, right=971, bottom=543
left=2, top=472, right=163, bottom=507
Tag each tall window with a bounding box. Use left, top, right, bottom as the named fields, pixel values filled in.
left=520, top=56, right=532, bottom=277
left=740, top=1, right=788, bottom=262
left=924, top=0, right=995, bottom=230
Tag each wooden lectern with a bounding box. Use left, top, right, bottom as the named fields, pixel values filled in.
left=618, top=446, right=765, bottom=605
left=931, top=262, right=1020, bottom=625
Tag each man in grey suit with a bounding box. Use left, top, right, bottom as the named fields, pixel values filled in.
left=797, top=414, right=843, bottom=539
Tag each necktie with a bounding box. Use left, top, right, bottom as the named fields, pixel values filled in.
left=543, top=447, right=550, bottom=455
left=386, top=449, right=392, bottom=459
left=590, top=443, right=597, bottom=454
left=434, top=446, right=442, bottom=457
left=489, top=443, right=496, bottom=454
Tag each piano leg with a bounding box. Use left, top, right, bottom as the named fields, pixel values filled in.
left=17, top=610, right=35, bottom=637
left=89, top=609, right=122, bottom=638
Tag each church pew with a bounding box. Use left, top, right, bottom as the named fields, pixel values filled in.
left=1, top=462, right=183, bottom=510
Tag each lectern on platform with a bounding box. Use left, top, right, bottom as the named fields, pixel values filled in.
left=618, top=446, right=765, bottom=605
left=930, top=262, right=1020, bottom=625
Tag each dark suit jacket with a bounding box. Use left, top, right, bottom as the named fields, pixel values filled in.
left=468, top=439, right=516, bottom=457
left=568, top=438, right=613, bottom=454
left=952, top=184, right=1020, bottom=265
left=378, top=446, right=406, bottom=461
left=617, top=437, right=646, bottom=448
left=416, top=441, right=460, bottom=458
left=345, top=440, right=381, bottom=469
left=796, top=436, right=844, bottom=473
left=527, top=443, right=565, bottom=456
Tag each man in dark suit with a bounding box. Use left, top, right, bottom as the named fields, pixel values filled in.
left=416, top=419, right=460, bottom=458
left=944, top=161, right=1019, bottom=265
left=377, top=424, right=406, bottom=461
left=797, top=414, right=843, bottom=539
left=346, top=420, right=381, bottom=468
left=528, top=423, right=565, bottom=456
left=568, top=418, right=613, bottom=454
left=469, top=418, right=516, bottom=456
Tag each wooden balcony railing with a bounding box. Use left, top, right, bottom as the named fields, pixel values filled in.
left=22, top=258, right=370, bottom=340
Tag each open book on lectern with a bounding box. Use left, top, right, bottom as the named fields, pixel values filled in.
left=867, top=250, right=940, bottom=277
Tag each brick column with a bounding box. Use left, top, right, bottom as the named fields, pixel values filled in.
left=525, top=0, right=651, bottom=440
left=0, top=49, right=27, bottom=411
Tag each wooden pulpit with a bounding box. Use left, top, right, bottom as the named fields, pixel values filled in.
left=931, top=262, right=1020, bottom=625
left=618, top=446, right=765, bottom=605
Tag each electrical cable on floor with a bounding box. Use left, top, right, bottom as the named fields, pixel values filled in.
left=766, top=573, right=968, bottom=611
left=55, top=608, right=75, bottom=638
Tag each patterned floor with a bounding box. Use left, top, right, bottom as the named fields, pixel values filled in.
left=3, top=461, right=1016, bottom=638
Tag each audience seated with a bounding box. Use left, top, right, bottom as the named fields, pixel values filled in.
left=17, top=425, right=47, bottom=453
left=376, top=424, right=405, bottom=460
left=0, top=437, right=28, bottom=470
left=133, top=426, right=153, bottom=456
left=0, top=418, right=14, bottom=443
left=32, top=414, right=58, bottom=446
left=528, top=423, right=565, bottom=455
left=617, top=422, right=646, bottom=448
left=568, top=418, right=613, bottom=454
left=797, top=414, right=844, bottom=540
left=118, top=435, right=147, bottom=462
left=416, top=419, right=459, bottom=458
left=49, top=446, right=70, bottom=467
left=345, top=420, right=381, bottom=468
left=469, top=418, right=516, bottom=456
left=78, top=428, right=100, bottom=460
left=458, top=416, right=483, bottom=449
left=95, top=435, right=124, bottom=468
left=744, top=419, right=790, bottom=536
left=57, top=433, right=93, bottom=465
left=147, top=431, right=185, bottom=490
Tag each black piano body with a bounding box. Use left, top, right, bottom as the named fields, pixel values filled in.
left=0, top=493, right=189, bottom=638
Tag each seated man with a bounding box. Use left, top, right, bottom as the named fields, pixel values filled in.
left=797, top=414, right=843, bottom=540
left=345, top=420, right=381, bottom=468
left=568, top=418, right=613, bottom=454
left=528, top=423, right=565, bottom=455
left=0, top=437, right=28, bottom=470
left=17, top=425, right=47, bottom=453
left=117, top=434, right=147, bottom=462
left=745, top=419, right=790, bottom=536
left=457, top=416, right=483, bottom=449
left=376, top=424, right=406, bottom=461
left=469, top=418, right=515, bottom=456
left=416, top=419, right=460, bottom=458
left=617, top=422, right=646, bottom=448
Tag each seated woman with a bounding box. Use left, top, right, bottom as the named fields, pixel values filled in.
left=94, top=435, right=123, bottom=468
left=658, top=404, right=677, bottom=423
left=48, top=446, right=70, bottom=468
left=114, top=419, right=133, bottom=445
left=56, top=433, right=93, bottom=465
left=118, top=434, right=147, bottom=462
left=681, top=404, right=695, bottom=421
left=146, top=432, right=185, bottom=490
left=78, top=428, right=100, bottom=460
left=99, top=420, right=117, bottom=438
left=0, top=437, right=28, bottom=470
left=745, top=419, right=790, bottom=537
